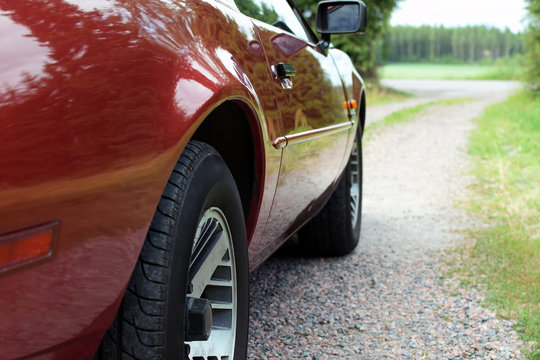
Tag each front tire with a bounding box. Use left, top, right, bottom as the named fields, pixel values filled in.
left=97, top=141, right=248, bottom=360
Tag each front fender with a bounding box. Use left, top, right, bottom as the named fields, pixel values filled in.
left=0, top=0, right=274, bottom=358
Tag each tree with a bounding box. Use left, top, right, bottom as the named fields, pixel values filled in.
left=294, top=0, right=401, bottom=79
left=525, top=0, right=540, bottom=94
left=382, top=25, right=524, bottom=63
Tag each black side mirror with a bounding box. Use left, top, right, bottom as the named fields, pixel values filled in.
left=316, top=0, right=367, bottom=35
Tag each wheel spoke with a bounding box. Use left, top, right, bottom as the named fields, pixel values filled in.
left=189, top=230, right=230, bottom=297
left=349, top=136, right=361, bottom=226
left=191, top=218, right=221, bottom=269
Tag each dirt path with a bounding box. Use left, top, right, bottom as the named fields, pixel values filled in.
left=248, top=80, right=523, bottom=359
left=368, top=80, right=520, bottom=124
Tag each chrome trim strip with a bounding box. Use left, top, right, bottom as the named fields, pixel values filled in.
left=272, top=136, right=288, bottom=149
left=272, top=121, right=354, bottom=149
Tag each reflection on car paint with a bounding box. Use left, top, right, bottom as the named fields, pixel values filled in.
left=0, top=0, right=364, bottom=356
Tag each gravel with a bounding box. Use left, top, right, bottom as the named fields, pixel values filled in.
left=248, top=80, right=524, bottom=359
left=369, top=80, right=520, bottom=123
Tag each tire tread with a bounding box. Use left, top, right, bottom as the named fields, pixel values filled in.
left=96, top=141, right=217, bottom=360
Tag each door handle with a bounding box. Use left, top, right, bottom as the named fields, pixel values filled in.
left=273, top=63, right=296, bottom=79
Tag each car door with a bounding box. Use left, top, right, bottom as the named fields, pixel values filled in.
left=235, top=0, right=355, bottom=265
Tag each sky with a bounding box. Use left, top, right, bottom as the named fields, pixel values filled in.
left=390, top=0, right=529, bottom=33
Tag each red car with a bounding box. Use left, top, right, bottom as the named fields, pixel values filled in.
left=0, top=0, right=366, bottom=358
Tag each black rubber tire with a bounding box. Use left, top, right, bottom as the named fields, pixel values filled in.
left=298, top=129, right=363, bottom=256
left=95, top=141, right=248, bottom=360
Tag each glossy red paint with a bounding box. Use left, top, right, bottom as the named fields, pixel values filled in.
left=246, top=18, right=362, bottom=266
left=0, top=0, right=364, bottom=358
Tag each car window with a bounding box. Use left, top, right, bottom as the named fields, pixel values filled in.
left=235, top=0, right=311, bottom=42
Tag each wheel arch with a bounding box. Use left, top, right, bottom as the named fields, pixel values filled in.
left=359, top=90, right=366, bottom=134
left=191, top=99, right=264, bottom=242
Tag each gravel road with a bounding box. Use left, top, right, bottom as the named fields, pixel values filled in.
left=248, top=80, right=524, bottom=359
left=368, top=80, right=520, bottom=124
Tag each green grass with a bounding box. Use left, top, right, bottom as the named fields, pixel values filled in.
left=380, top=58, right=524, bottom=80
left=474, top=57, right=525, bottom=80
left=380, top=97, right=472, bottom=126
left=366, top=83, right=414, bottom=105
left=461, top=92, right=540, bottom=358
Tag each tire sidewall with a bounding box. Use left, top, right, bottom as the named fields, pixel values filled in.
left=340, top=128, right=362, bottom=249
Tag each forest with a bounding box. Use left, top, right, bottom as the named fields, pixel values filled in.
left=383, top=25, right=525, bottom=63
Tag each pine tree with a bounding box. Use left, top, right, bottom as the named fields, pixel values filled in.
left=525, top=0, right=540, bottom=94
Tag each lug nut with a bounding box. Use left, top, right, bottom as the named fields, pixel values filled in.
left=184, top=297, right=212, bottom=341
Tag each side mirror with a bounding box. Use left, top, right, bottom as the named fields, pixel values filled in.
left=316, top=0, right=367, bottom=35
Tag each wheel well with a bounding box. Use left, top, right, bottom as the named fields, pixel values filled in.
left=359, top=92, right=366, bottom=134
left=192, top=101, right=257, bottom=222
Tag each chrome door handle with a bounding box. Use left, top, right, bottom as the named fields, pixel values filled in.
left=273, top=63, right=296, bottom=79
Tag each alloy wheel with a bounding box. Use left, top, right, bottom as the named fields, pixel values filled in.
left=185, top=207, right=237, bottom=360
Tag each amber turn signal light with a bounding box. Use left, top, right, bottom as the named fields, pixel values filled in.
left=0, top=222, right=57, bottom=274
left=344, top=100, right=357, bottom=110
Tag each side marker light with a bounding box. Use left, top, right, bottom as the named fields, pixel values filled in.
left=0, top=222, right=58, bottom=274
left=344, top=100, right=358, bottom=110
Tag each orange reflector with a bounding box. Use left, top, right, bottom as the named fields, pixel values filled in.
left=0, top=222, right=57, bottom=273
left=343, top=100, right=358, bottom=110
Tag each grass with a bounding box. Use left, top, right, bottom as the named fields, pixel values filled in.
left=459, top=92, right=540, bottom=358
left=473, top=56, right=525, bottom=80
left=363, top=97, right=473, bottom=142
left=366, top=82, right=414, bottom=105
left=380, top=58, right=524, bottom=80
left=380, top=97, right=472, bottom=126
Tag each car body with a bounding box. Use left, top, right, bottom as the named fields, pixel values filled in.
left=0, top=0, right=365, bottom=358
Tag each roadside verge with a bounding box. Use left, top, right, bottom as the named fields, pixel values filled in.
left=450, top=92, right=539, bottom=359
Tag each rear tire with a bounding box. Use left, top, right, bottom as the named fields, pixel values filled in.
left=298, top=128, right=362, bottom=256
left=96, top=141, right=248, bottom=360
